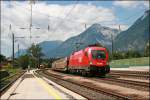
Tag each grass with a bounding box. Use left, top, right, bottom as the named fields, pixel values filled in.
left=110, top=57, right=149, bottom=68
left=0, top=64, right=23, bottom=90
left=0, top=64, right=22, bottom=80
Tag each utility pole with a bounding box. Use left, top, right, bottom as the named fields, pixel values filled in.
left=119, top=25, right=121, bottom=32
left=0, top=0, right=2, bottom=54
left=48, top=25, right=50, bottom=32
left=0, top=20, right=2, bottom=55
left=29, top=1, right=33, bottom=45
left=12, top=33, right=15, bottom=67
left=9, top=24, right=15, bottom=67
left=19, top=0, right=39, bottom=69
left=18, top=44, right=20, bottom=57
left=0, top=0, right=1, bottom=54
left=48, top=16, right=50, bottom=32
left=85, top=23, right=87, bottom=29
left=38, top=53, right=40, bottom=68
left=0, top=27, right=1, bottom=54
left=111, top=34, right=113, bottom=60
left=28, top=1, right=33, bottom=70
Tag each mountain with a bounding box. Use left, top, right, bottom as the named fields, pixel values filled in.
left=15, top=40, right=62, bottom=58
left=15, top=49, right=27, bottom=58
left=49, top=24, right=119, bottom=57
left=15, top=10, right=149, bottom=58
left=38, top=40, right=62, bottom=54
left=114, top=10, right=149, bottom=52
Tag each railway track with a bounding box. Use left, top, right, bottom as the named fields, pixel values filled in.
left=91, top=77, right=149, bottom=91
left=45, top=69, right=149, bottom=91
left=111, top=70, right=150, bottom=75
left=36, top=70, right=135, bottom=100
left=0, top=71, right=25, bottom=95
left=109, top=70, right=150, bottom=80
left=33, top=71, right=89, bottom=100
left=42, top=69, right=149, bottom=91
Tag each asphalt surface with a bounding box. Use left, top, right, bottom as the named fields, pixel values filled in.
left=1, top=70, right=86, bottom=100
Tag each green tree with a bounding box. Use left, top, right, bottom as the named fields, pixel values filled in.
left=0, top=54, right=6, bottom=62
left=113, top=52, right=124, bottom=60
left=17, top=54, right=29, bottom=69
left=145, top=42, right=149, bottom=57
left=27, top=44, right=44, bottom=68
left=111, top=50, right=141, bottom=60
left=124, top=50, right=141, bottom=58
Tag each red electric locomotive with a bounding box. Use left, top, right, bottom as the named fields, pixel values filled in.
left=52, top=45, right=110, bottom=76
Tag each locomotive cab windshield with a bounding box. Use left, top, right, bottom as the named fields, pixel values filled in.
left=91, top=50, right=106, bottom=60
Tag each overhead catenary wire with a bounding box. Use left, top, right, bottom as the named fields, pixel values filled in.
left=3, top=1, right=142, bottom=42
left=12, top=1, right=80, bottom=27
left=7, top=1, right=41, bottom=57
left=2, top=1, right=148, bottom=58
left=11, top=1, right=126, bottom=31
left=8, top=1, right=147, bottom=29
left=4, top=1, right=147, bottom=41
left=4, top=1, right=130, bottom=40
left=52, top=0, right=79, bottom=33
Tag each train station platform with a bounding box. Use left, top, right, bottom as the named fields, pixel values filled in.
left=1, top=70, right=86, bottom=99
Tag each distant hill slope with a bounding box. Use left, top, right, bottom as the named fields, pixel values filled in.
left=49, top=24, right=119, bottom=57
left=15, top=49, right=27, bottom=58
left=38, top=40, right=62, bottom=54
left=114, top=10, right=149, bottom=52
left=15, top=40, right=62, bottom=58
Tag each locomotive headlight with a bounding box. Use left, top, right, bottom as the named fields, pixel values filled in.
left=90, top=61, right=93, bottom=65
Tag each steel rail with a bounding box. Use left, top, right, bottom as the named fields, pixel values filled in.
left=0, top=71, right=25, bottom=95
left=110, top=70, right=150, bottom=75
left=37, top=70, right=132, bottom=100
left=109, top=73, right=149, bottom=80
left=91, top=77, right=149, bottom=91
left=34, top=70, right=90, bottom=100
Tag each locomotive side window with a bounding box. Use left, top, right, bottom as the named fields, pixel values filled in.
left=92, top=50, right=106, bottom=59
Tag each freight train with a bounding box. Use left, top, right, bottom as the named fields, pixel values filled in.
left=52, top=45, right=110, bottom=76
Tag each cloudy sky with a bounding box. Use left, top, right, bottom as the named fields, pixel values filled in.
left=1, top=0, right=149, bottom=57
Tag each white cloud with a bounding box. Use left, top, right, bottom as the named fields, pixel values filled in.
left=113, top=1, right=137, bottom=8
left=143, top=1, right=149, bottom=8
left=108, top=24, right=129, bottom=31
left=1, top=1, right=117, bottom=57
left=113, top=1, right=149, bottom=9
